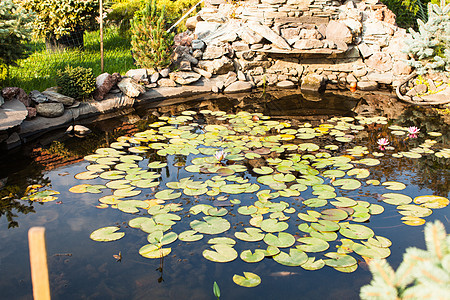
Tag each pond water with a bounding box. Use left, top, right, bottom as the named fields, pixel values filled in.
left=0, top=91, right=449, bottom=300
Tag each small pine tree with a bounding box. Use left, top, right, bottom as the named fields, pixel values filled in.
left=0, top=0, right=32, bottom=80
left=130, top=0, right=174, bottom=69
left=360, top=220, right=450, bottom=300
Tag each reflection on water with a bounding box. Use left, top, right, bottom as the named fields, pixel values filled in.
left=0, top=91, right=448, bottom=300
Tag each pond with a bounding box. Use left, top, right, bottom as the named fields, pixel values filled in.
left=0, top=91, right=449, bottom=300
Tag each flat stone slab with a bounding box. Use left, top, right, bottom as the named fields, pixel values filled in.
left=0, top=99, right=28, bottom=131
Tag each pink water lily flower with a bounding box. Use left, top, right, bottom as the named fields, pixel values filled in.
left=377, top=138, right=389, bottom=150
left=214, top=149, right=227, bottom=162
left=407, top=126, right=420, bottom=138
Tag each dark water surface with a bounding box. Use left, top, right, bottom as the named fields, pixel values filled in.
left=0, top=91, right=448, bottom=300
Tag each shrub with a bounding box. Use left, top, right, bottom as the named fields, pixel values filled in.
left=21, top=0, right=99, bottom=39
left=130, top=0, right=174, bottom=68
left=404, top=2, right=450, bottom=74
left=382, top=0, right=429, bottom=29
left=360, top=220, right=449, bottom=299
left=107, top=0, right=141, bottom=36
left=56, top=66, right=96, bottom=100
left=0, top=0, right=33, bottom=80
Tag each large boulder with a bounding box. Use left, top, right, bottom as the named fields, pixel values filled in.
left=0, top=98, right=28, bottom=130
left=42, top=90, right=75, bottom=106
left=301, top=74, right=326, bottom=92
left=125, top=69, right=147, bottom=82
left=365, top=52, right=393, bottom=72
left=169, top=72, right=202, bottom=85
left=198, top=56, right=235, bottom=75
left=30, top=90, right=49, bottom=104
left=36, top=102, right=64, bottom=118
left=118, top=78, right=146, bottom=97
left=224, top=81, right=253, bottom=93
left=326, top=20, right=353, bottom=45
left=94, top=72, right=120, bottom=101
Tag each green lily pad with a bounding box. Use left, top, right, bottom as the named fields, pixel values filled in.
left=382, top=181, right=406, bottom=191
left=106, top=179, right=131, bottom=190
left=113, top=187, right=141, bottom=197
left=311, top=220, right=340, bottom=232
left=397, top=204, right=432, bottom=217
left=90, top=226, right=125, bottom=242
left=190, top=216, right=230, bottom=235
left=332, top=178, right=361, bottom=190
left=240, top=250, right=265, bottom=263
left=263, top=232, right=295, bottom=248
left=310, top=229, right=337, bottom=242
left=235, top=228, right=265, bottom=242
left=238, top=206, right=258, bottom=215
left=300, top=257, right=325, bottom=270
left=323, top=252, right=357, bottom=268
left=366, top=180, right=380, bottom=186
left=139, top=244, right=171, bottom=258
left=320, top=208, right=348, bottom=221
left=303, top=198, right=328, bottom=207
left=347, top=168, right=370, bottom=179
left=352, top=242, right=391, bottom=259
left=382, top=193, right=412, bottom=205
left=203, top=244, right=238, bottom=263
left=339, top=223, right=374, bottom=239
left=208, top=237, right=236, bottom=245
left=117, top=200, right=148, bottom=213
left=330, top=197, right=357, bottom=208
left=296, top=237, right=329, bottom=252
left=323, top=170, right=346, bottom=178
left=297, top=211, right=321, bottom=222
left=260, top=218, right=289, bottom=232
left=232, top=272, right=261, bottom=288
left=179, top=230, right=203, bottom=242
left=155, top=189, right=181, bottom=200
left=147, top=231, right=178, bottom=245
left=356, top=158, right=380, bottom=166
left=273, top=248, right=308, bottom=267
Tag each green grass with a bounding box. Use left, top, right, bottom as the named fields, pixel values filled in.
left=3, top=27, right=135, bottom=92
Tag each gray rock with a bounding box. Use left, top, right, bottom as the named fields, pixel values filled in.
left=301, top=74, right=326, bottom=92
left=145, top=83, right=158, bottom=89
left=150, top=72, right=160, bottom=83
left=293, top=39, right=324, bottom=50
left=169, top=71, right=202, bottom=85
left=198, top=56, right=235, bottom=75
left=157, top=78, right=177, bottom=87
left=193, top=50, right=203, bottom=59
left=160, top=68, right=170, bottom=78
left=357, top=42, right=373, bottom=58
left=366, top=72, right=393, bottom=84
left=224, top=81, right=253, bottom=93
left=232, top=41, right=250, bottom=52
left=299, top=29, right=322, bottom=40
left=185, top=16, right=200, bottom=31
left=5, top=132, right=21, bottom=149
left=357, top=81, right=378, bottom=91
left=192, top=39, right=205, bottom=50
left=277, top=80, right=296, bottom=89
left=202, top=44, right=231, bottom=60
left=247, top=22, right=291, bottom=50
left=42, top=90, right=75, bottom=106
left=326, top=20, right=353, bottom=45
left=224, top=72, right=238, bottom=87
left=179, top=60, right=192, bottom=71
left=36, top=102, right=64, bottom=118
left=182, top=53, right=199, bottom=65
left=66, top=125, right=91, bottom=135
left=0, top=95, right=3, bottom=107
left=26, top=107, right=37, bottom=118
left=0, top=99, right=28, bottom=130
left=125, top=68, right=147, bottom=81
left=238, top=27, right=264, bottom=44
left=30, top=90, right=49, bottom=104
left=195, top=21, right=222, bottom=40
left=281, top=27, right=301, bottom=41
left=117, top=78, right=146, bottom=97
left=365, top=52, right=393, bottom=72
left=193, top=67, right=212, bottom=79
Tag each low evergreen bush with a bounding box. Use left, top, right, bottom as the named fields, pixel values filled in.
left=56, top=66, right=96, bottom=100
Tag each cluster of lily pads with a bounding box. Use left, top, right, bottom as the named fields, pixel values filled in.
left=67, top=110, right=448, bottom=288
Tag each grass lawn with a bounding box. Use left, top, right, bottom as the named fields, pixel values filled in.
left=4, top=27, right=135, bottom=93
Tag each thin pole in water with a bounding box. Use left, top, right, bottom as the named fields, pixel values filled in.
left=100, top=0, right=104, bottom=73
left=28, top=227, right=51, bottom=300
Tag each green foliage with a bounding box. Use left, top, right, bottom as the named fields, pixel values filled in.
left=21, top=0, right=99, bottom=39
left=360, top=220, right=450, bottom=299
left=404, top=2, right=450, bottom=74
left=0, top=0, right=33, bottom=79
left=213, top=281, right=220, bottom=299
left=56, top=65, right=96, bottom=100
left=107, top=0, right=141, bottom=36
left=5, top=27, right=134, bottom=92
left=382, top=0, right=429, bottom=29
left=130, top=0, right=174, bottom=68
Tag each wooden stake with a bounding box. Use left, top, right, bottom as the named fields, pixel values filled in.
left=100, top=0, right=104, bottom=73
left=28, top=227, right=51, bottom=300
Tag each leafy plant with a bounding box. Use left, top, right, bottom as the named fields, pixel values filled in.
left=213, top=281, right=220, bottom=299
left=107, top=0, right=142, bottom=36
left=0, top=0, right=33, bottom=80
left=130, top=0, right=174, bottom=68
left=382, top=0, right=430, bottom=29
left=21, top=0, right=99, bottom=39
left=404, top=2, right=450, bottom=74
left=56, top=65, right=96, bottom=100
left=360, top=220, right=450, bottom=299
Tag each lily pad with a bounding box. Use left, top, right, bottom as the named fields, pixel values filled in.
left=240, top=250, right=265, bottom=263
left=320, top=209, right=348, bottom=221
left=139, top=244, right=171, bottom=258
left=232, top=272, right=261, bottom=288
left=263, top=232, right=295, bottom=248
left=352, top=242, right=391, bottom=259
left=300, top=257, right=325, bottom=270
left=401, top=216, right=426, bottom=226
left=296, top=237, right=329, bottom=252
left=260, top=218, right=289, bottom=232
left=382, top=193, right=412, bottom=205
left=339, top=223, right=374, bottom=240
left=179, top=230, right=203, bottom=242
left=155, top=189, right=182, bottom=200
left=235, top=228, right=265, bottom=242
left=203, top=244, right=238, bottom=263
left=397, top=204, right=432, bottom=217
left=90, top=226, right=124, bottom=242
left=332, top=179, right=361, bottom=190
left=382, top=181, right=406, bottom=191
left=117, top=200, right=148, bottom=213
left=323, top=252, right=357, bottom=268
left=190, top=216, right=230, bottom=235
left=413, top=195, right=449, bottom=209
left=273, top=248, right=308, bottom=267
